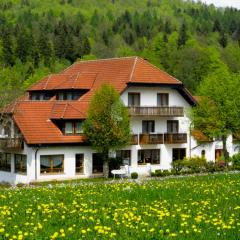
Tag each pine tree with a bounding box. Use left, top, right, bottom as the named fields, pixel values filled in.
left=219, top=31, right=228, bottom=48
left=1, top=26, right=15, bottom=66
left=15, top=26, right=30, bottom=63
left=213, top=19, right=222, bottom=32
left=164, top=19, right=172, bottom=34
left=177, top=22, right=188, bottom=48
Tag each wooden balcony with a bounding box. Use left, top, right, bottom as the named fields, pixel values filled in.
left=0, top=138, right=23, bottom=150
left=164, top=133, right=187, bottom=144
left=128, top=106, right=184, bottom=117
left=139, top=133, right=164, bottom=145
left=130, top=134, right=138, bottom=145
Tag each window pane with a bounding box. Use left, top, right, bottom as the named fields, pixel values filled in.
left=128, top=93, right=140, bottom=106
left=142, top=121, right=155, bottom=133
left=167, top=120, right=179, bottom=133
left=40, top=155, right=64, bottom=174
left=76, top=154, right=84, bottom=174
left=92, top=153, right=103, bottom=173
left=72, top=92, right=81, bottom=100
left=65, top=122, right=73, bottom=134
left=172, top=148, right=186, bottom=161
left=116, top=150, right=131, bottom=165
left=152, top=150, right=160, bottom=164
left=157, top=93, right=169, bottom=106
left=138, top=149, right=160, bottom=165
left=31, top=93, right=37, bottom=100
left=14, top=154, right=27, bottom=174
left=75, top=122, right=83, bottom=134
left=58, top=93, right=64, bottom=100
left=35, top=93, right=40, bottom=100
left=0, top=153, right=11, bottom=172
left=67, top=92, right=72, bottom=100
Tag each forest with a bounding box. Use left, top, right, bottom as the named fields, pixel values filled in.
left=1, top=0, right=240, bottom=102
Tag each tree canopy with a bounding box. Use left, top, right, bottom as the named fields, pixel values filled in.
left=190, top=68, right=240, bottom=159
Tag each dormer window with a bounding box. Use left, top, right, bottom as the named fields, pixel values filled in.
left=63, top=121, right=83, bottom=135
left=30, top=92, right=53, bottom=101
left=57, top=92, right=83, bottom=101
left=128, top=93, right=140, bottom=106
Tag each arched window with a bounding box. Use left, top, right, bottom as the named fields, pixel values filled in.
left=201, top=150, right=206, bottom=158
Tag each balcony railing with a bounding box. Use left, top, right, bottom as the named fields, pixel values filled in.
left=0, top=137, right=23, bottom=150
left=164, top=133, right=187, bottom=144
left=128, top=106, right=184, bottom=117
left=139, top=133, right=164, bottom=145
left=130, top=134, right=138, bottom=145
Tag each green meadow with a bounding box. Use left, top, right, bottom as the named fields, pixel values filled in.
left=0, top=173, right=239, bottom=239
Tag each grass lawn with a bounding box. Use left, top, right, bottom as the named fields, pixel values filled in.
left=0, top=174, right=239, bottom=239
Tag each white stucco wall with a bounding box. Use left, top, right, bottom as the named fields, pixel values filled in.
left=191, top=135, right=239, bottom=161
left=0, top=86, right=239, bottom=183
left=121, top=86, right=190, bottom=108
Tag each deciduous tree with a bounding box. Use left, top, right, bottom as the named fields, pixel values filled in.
left=190, top=68, right=240, bottom=160
left=83, top=84, right=131, bottom=178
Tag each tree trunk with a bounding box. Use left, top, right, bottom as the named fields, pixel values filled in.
left=103, top=152, right=109, bottom=178
left=222, top=136, right=229, bottom=164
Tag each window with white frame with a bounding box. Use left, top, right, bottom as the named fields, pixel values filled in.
left=138, top=149, right=160, bottom=165
left=40, top=155, right=64, bottom=174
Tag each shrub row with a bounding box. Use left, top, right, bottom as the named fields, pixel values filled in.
left=151, top=153, right=240, bottom=177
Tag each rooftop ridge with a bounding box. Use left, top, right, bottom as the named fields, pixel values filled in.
left=53, top=73, right=76, bottom=90
left=62, top=56, right=140, bottom=73
left=129, top=57, right=138, bottom=82
left=72, top=72, right=80, bottom=89
left=68, top=103, right=86, bottom=117
left=61, top=103, right=68, bottom=119
left=43, top=75, right=52, bottom=90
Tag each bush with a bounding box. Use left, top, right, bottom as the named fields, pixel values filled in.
left=152, top=169, right=171, bottom=177
left=162, top=170, right=171, bottom=176
left=205, top=161, right=216, bottom=173
left=150, top=171, right=156, bottom=177
left=171, top=160, right=185, bottom=173
left=171, top=169, right=180, bottom=175
left=131, top=172, right=138, bottom=179
left=230, top=153, right=240, bottom=168
left=183, top=156, right=207, bottom=173
left=215, top=160, right=226, bottom=171
left=154, top=170, right=162, bottom=177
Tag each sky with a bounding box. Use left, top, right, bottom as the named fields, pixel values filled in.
left=195, top=0, right=240, bottom=9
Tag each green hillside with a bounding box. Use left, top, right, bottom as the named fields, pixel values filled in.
left=1, top=0, right=240, bottom=103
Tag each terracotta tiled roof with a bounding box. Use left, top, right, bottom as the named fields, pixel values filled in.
left=191, top=130, right=212, bottom=142
left=8, top=57, right=196, bottom=145
left=13, top=101, right=86, bottom=144
left=50, top=102, right=88, bottom=119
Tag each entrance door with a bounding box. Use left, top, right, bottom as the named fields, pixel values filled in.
left=215, top=149, right=223, bottom=162
left=92, top=153, right=104, bottom=173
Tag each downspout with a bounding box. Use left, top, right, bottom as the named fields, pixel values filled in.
left=34, top=147, right=40, bottom=181
left=189, top=122, right=193, bottom=158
